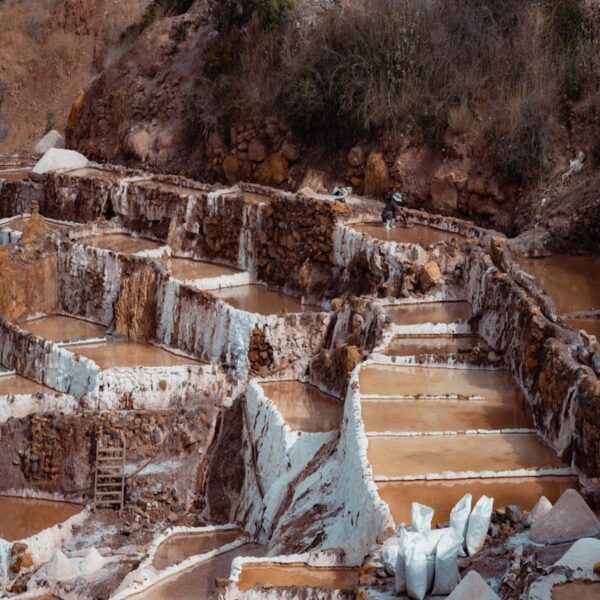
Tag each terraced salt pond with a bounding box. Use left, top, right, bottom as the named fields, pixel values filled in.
left=384, top=301, right=472, bottom=325
left=237, top=563, right=359, bottom=592
left=368, top=433, right=565, bottom=479
left=19, top=315, right=106, bottom=342
left=2, top=216, right=72, bottom=234
left=0, top=170, right=29, bottom=181
left=568, top=317, right=600, bottom=340
left=211, top=285, right=321, bottom=315
left=517, top=255, right=600, bottom=314
left=0, top=496, right=81, bottom=541
left=378, top=476, right=577, bottom=525
left=362, top=397, right=532, bottom=433
left=359, top=364, right=523, bottom=400
left=552, top=581, right=600, bottom=600
left=130, top=543, right=267, bottom=600
left=80, top=234, right=164, bottom=255
left=384, top=334, right=479, bottom=356
left=152, top=528, right=242, bottom=570
left=167, top=257, right=241, bottom=281
left=259, top=381, right=342, bottom=432
left=64, top=341, right=204, bottom=369
left=352, top=223, right=465, bottom=246
left=0, top=374, right=55, bottom=395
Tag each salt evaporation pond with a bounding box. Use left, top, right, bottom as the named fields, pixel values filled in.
left=130, top=543, right=267, bottom=600
left=259, top=381, right=342, bottom=432
left=516, top=255, right=600, bottom=314
left=352, top=222, right=465, bottom=245
left=378, top=476, right=577, bottom=526
left=0, top=170, right=29, bottom=181
left=0, top=374, right=55, bottom=395
left=384, top=301, right=472, bottom=325
left=568, top=317, right=600, bottom=340
left=552, top=581, right=600, bottom=600
left=237, top=563, right=359, bottom=592
left=368, top=433, right=565, bottom=479
left=167, top=257, right=241, bottom=281
left=4, top=216, right=72, bottom=234
left=20, top=315, right=106, bottom=342
left=211, top=285, right=321, bottom=315
left=359, top=364, right=523, bottom=401
left=0, top=496, right=81, bottom=541
left=152, top=528, right=242, bottom=571
left=361, top=396, right=532, bottom=433
left=384, top=334, right=479, bottom=356
left=64, top=341, right=204, bottom=370
left=80, top=233, right=164, bottom=255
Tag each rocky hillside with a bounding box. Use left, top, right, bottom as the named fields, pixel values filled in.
left=0, top=0, right=151, bottom=154
left=4, top=0, right=600, bottom=236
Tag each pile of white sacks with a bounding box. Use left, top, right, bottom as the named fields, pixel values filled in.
left=381, top=494, right=494, bottom=599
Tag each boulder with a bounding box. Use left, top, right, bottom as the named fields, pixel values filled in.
left=530, top=496, right=553, bottom=525
left=431, top=172, right=459, bottom=212
left=123, top=127, right=152, bottom=162
left=530, top=489, right=600, bottom=544
left=348, top=145, right=365, bottom=167
left=256, top=152, right=288, bottom=186
left=248, top=139, right=267, bottom=162
left=419, top=261, right=443, bottom=291
left=33, top=130, right=65, bottom=155
left=364, top=152, right=390, bottom=198
left=446, top=570, right=500, bottom=600
left=281, top=141, right=300, bottom=162
left=298, top=168, right=328, bottom=194
left=223, top=155, right=243, bottom=184
left=32, top=148, right=88, bottom=174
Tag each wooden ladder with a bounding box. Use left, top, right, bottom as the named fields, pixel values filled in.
left=94, top=427, right=126, bottom=513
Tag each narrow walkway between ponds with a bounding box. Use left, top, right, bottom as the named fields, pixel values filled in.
left=364, top=301, right=575, bottom=526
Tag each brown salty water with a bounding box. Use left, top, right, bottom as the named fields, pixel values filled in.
left=352, top=223, right=465, bottom=246
left=552, top=581, right=600, bottom=600
left=0, top=496, right=81, bottom=541
left=80, top=234, right=164, bottom=255
left=167, top=258, right=241, bottom=281
left=19, top=315, right=106, bottom=342
left=152, top=529, right=242, bottom=571
left=359, top=365, right=523, bottom=401
left=567, top=317, right=600, bottom=340
left=367, top=433, right=565, bottom=478
left=211, top=285, right=321, bottom=315
left=378, top=476, right=577, bottom=526
left=361, top=397, right=532, bottom=433
left=237, top=563, right=359, bottom=592
left=64, top=341, right=204, bottom=370
left=384, top=335, right=479, bottom=356
left=130, top=543, right=268, bottom=600
left=384, top=301, right=472, bottom=325
left=4, top=216, right=71, bottom=234
left=0, top=170, right=29, bottom=181
left=516, top=255, right=600, bottom=314
left=0, top=374, right=55, bottom=395
left=259, top=381, right=342, bottom=432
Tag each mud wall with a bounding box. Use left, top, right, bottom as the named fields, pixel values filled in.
left=466, top=247, right=600, bottom=476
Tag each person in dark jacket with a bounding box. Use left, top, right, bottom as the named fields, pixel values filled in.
left=381, top=192, right=408, bottom=229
